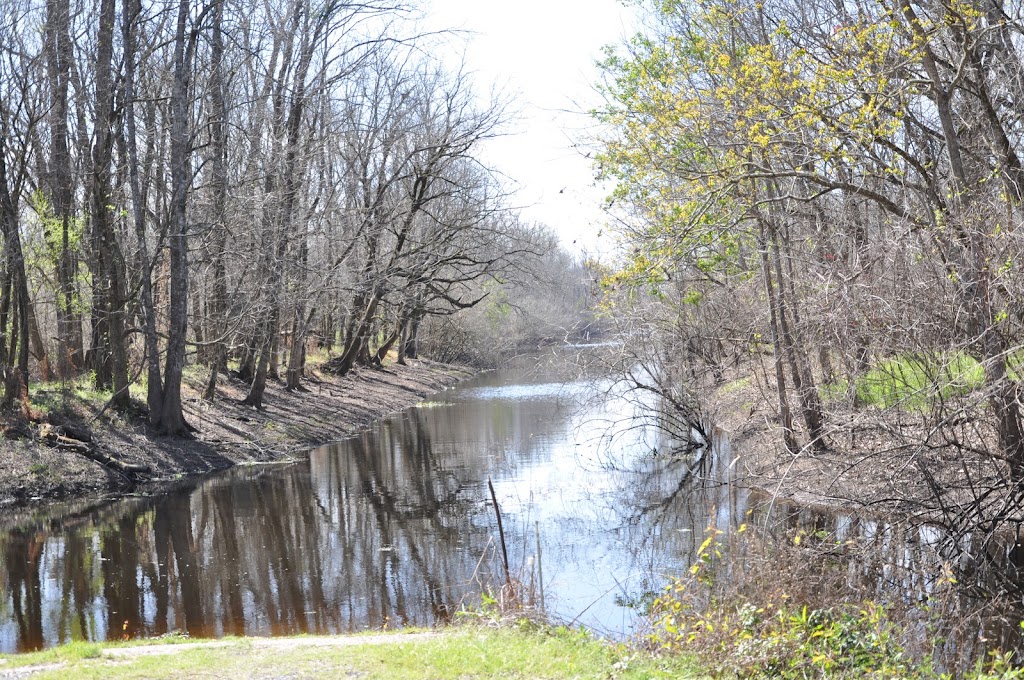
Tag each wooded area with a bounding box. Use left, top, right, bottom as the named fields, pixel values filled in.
left=596, top=0, right=1024, bottom=550
left=0, top=0, right=591, bottom=435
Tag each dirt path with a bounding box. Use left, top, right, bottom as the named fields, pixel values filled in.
left=0, top=633, right=442, bottom=679
left=0, top=360, right=475, bottom=509
left=100, top=632, right=441, bottom=658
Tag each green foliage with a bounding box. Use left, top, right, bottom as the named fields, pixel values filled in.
left=30, top=190, right=85, bottom=256
left=0, top=640, right=103, bottom=668
left=28, top=388, right=62, bottom=413
left=718, top=376, right=751, bottom=395
left=818, top=377, right=850, bottom=404
left=592, top=0, right=906, bottom=300
left=71, top=375, right=112, bottom=406
left=973, top=651, right=1024, bottom=679
left=651, top=533, right=925, bottom=678
left=818, top=353, right=987, bottom=412
left=862, top=354, right=984, bottom=408
left=646, top=522, right=1024, bottom=679
left=27, top=189, right=87, bottom=314
left=28, top=374, right=110, bottom=412
left=482, top=281, right=513, bottom=326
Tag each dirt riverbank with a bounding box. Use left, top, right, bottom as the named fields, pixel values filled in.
left=708, top=360, right=999, bottom=516
left=0, top=360, right=474, bottom=509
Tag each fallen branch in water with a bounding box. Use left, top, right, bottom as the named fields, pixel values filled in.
left=488, top=476, right=514, bottom=599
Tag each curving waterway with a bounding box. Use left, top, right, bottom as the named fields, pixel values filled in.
left=0, top=351, right=1007, bottom=660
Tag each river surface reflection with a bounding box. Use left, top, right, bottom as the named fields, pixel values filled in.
left=7, top=353, right=1005, bottom=657
left=0, top=355, right=734, bottom=652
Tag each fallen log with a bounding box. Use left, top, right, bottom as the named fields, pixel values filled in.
left=38, top=423, right=151, bottom=476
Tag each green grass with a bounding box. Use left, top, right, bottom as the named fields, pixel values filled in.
left=718, top=376, right=751, bottom=395
left=0, top=627, right=705, bottom=679
left=0, top=640, right=106, bottom=666
left=27, top=373, right=116, bottom=413
left=819, top=352, right=986, bottom=411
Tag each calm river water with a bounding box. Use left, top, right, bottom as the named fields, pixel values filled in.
left=0, top=352, right=1005, bottom=659
left=0, top=353, right=738, bottom=652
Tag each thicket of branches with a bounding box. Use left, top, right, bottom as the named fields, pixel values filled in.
left=419, top=233, right=600, bottom=366
left=596, top=0, right=1024, bottom=543
left=0, top=0, right=571, bottom=434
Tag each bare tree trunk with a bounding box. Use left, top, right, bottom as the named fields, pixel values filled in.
left=757, top=218, right=797, bottom=453
left=242, top=312, right=276, bottom=409
left=375, top=326, right=400, bottom=365
left=336, top=290, right=381, bottom=375
left=757, top=169, right=828, bottom=450
left=203, top=0, right=229, bottom=400
left=26, top=304, right=51, bottom=382
left=123, top=0, right=163, bottom=423
left=269, top=331, right=281, bottom=380
left=285, top=313, right=311, bottom=390
left=0, top=170, right=30, bottom=410
left=158, top=0, right=194, bottom=434
left=245, top=1, right=328, bottom=400
left=237, top=335, right=256, bottom=384
left=975, top=251, right=1024, bottom=475
left=43, top=0, right=82, bottom=378
left=767, top=210, right=826, bottom=450
left=90, top=0, right=130, bottom=409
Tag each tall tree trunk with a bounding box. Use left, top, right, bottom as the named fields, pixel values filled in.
left=244, top=3, right=323, bottom=402
left=375, top=326, right=400, bottom=365
left=401, top=311, right=423, bottom=361
left=0, top=139, right=31, bottom=412
left=769, top=226, right=825, bottom=450
left=774, top=222, right=826, bottom=449
left=268, top=330, right=281, bottom=380
left=43, top=0, right=82, bottom=378
left=123, top=0, right=163, bottom=423
left=26, top=305, right=51, bottom=383
left=90, top=0, right=130, bottom=409
left=242, top=312, right=276, bottom=409
left=237, top=335, right=256, bottom=384
left=974, top=247, right=1024, bottom=476
left=203, top=0, right=229, bottom=401
left=336, top=290, right=381, bottom=375
left=158, top=0, right=193, bottom=434
left=757, top=218, right=797, bottom=453
left=285, top=314, right=306, bottom=390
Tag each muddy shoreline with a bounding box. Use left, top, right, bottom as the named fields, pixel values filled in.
left=0, top=360, right=475, bottom=510
left=707, top=360, right=1003, bottom=517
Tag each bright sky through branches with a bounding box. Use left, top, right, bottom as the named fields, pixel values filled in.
left=422, top=1, right=636, bottom=256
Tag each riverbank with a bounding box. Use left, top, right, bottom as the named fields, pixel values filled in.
left=707, top=359, right=999, bottom=515
left=0, top=627, right=703, bottom=679
left=0, top=359, right=475, bottom=508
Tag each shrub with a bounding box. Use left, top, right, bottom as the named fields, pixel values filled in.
left=648, top=526, right=927, bottom=677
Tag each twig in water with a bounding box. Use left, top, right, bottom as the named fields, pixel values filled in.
left=488, top=476, right=513, bottom=597
left=535, top=521, right=545, bottom=613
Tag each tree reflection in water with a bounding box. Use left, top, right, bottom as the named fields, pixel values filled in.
left=5, top=356, right=1014, bottom=659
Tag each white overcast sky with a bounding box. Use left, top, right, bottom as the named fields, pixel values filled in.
left=420, top=1, right=638, bottom=256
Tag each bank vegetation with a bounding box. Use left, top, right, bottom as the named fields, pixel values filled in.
left=593, top=0, right=1024, bottom=671
left=595, top=0, right=1024, bottom=583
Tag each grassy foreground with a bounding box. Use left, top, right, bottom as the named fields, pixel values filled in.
left=0, top=627, right=705, bottom=679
